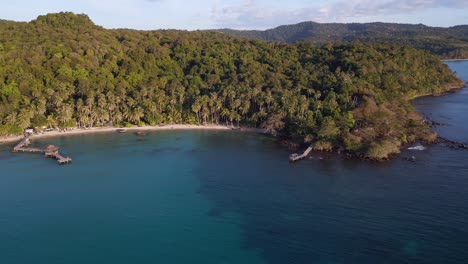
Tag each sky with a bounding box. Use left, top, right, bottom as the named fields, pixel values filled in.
left=1, top=0, right=467, bottom=30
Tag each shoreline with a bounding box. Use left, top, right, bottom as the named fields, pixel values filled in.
left=1, top=82, right=465, bottom=160
left=0, top=124, right=268, bottom=145
left=442, top=59, right=468, bottom=62
left=409, top=81, right=466, bottom=101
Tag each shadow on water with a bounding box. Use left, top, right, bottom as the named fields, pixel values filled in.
left=190, top=61, right=468, bottom=264
left=0, top=153, right=12, bottom=161
left=189, top=147, right=203, bottom=153
left=146, top=147, right=181, bottom=155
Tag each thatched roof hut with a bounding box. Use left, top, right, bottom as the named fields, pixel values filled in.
left=44, top=145, right=59, bottom=154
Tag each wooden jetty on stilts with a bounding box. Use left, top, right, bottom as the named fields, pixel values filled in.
left=44, top=145, right=73, bottom=165
left=13, top=137, right=32, bottom=151
left=12, top=137, right=73, bottom=165
left=289, top=145, right=314, bottom=162
left=12, top=137, right=44, bottom=153
left=13, top=147, right=44, bottom=153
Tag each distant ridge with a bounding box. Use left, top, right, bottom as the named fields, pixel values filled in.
left=215, top=21, right=468, bottom=59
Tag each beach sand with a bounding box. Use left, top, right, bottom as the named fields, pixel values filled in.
left=0, top=125, right=267, bottom=145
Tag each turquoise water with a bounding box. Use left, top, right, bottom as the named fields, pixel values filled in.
left=0, top=62, right=467, bottom=264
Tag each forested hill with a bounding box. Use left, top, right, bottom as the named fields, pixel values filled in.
left=0, top=13, right=464, bottom=159
left=218, top=22, right=468, bottom=59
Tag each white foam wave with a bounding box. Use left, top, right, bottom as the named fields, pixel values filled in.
left=408, top=145, right=426, bottom=151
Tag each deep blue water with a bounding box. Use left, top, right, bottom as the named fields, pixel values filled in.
left=0, top=62, right=467, bottom=264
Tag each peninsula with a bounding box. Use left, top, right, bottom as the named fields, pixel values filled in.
left=0, top=12, right=464, bottom=160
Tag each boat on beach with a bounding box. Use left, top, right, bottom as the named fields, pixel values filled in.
left=135, top=131, right=146, bottom=136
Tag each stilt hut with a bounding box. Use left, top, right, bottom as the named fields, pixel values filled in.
left=44, top=145, right=59, bottom=157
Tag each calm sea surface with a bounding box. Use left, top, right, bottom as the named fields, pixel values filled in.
left=0, top=62, right=467, bottom=264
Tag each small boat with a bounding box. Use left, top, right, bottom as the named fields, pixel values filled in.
left=135, top=131, right=146, bottom=136
left=116, top=129, right=126, bottom=133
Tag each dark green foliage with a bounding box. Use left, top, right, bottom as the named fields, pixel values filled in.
left=0, top=13, right=463, bottom=159
left=217, top=22, right=468, bottom=59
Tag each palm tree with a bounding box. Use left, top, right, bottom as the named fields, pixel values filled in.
left=261, top=113, right=285, bottom=136
left=191, top=100, right=201, bottom=124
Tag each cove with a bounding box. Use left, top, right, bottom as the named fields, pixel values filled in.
left=0, top=62, right=467, bottom=264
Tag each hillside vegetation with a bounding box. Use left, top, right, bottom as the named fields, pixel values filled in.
left=219, top=22, right=468, bottom=59
left=0, top=13, right=464, bottom=159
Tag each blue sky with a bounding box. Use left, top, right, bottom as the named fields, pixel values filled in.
left=1, top=0, right=467, bottom=30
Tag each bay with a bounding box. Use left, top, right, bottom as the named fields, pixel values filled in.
left=0, top=62, right=467, bottom=264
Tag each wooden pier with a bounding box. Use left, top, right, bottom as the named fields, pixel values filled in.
left=44, top=145, right=73, bottom=165
left=289, top=145, right=314, bottom=162
left=14, top=147, right=44, bottom=153
left=12, top=137, right=72, bottom=165
left=13, top=137, right=32, bottom=151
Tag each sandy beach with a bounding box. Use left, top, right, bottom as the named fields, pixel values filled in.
left=0, top=124, right=268, bottom=145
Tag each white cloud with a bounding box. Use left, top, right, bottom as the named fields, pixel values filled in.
left=211, top=0, right=468, bottom=29
left=210, top=0, right=312, bottom=29
left=0, top=0, right=465, bottom=30
left=321, top=0, right=468, bottom=20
